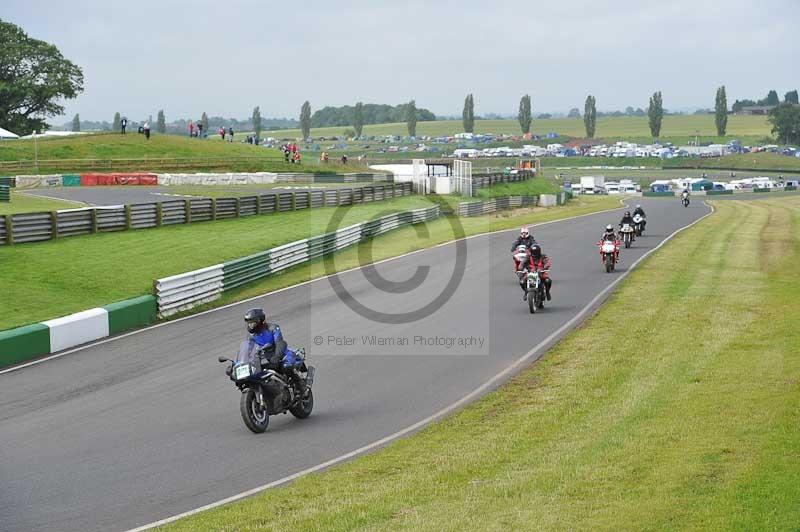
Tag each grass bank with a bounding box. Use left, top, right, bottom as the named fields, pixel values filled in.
left=475, top=178, right=558, bottom=198
left=161, top=196, right=800, bottom=531
left=0, top=195, right=619, bottom=330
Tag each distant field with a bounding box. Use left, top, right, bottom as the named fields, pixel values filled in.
left=265, top=115, right=772, bottom=142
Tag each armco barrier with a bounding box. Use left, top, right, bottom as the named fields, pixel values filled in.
left=62, top=174, right=80, bottom=186
left=0, top=185, right=9, bottom=202
left=79, top=173, right=158, bottom=186
left=706, top=190, right=734, bottom=195
left=155, top=205, right=441, bottom=318
left=457, top=196, right=538, bottom=217
left=0, top=295, right=158, bottom=369
left=0, top=182, right=412, bottom=247
left=643, top=191, right=676, bottom=197
left=785, top=186, right=797, bottom=191
left=754, top=187, right=771, bottom=193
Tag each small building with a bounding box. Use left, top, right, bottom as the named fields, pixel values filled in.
left=736, top=105, right=776, bottom=116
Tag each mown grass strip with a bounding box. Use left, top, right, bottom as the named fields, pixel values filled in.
left=159, top=196, right=800, bottom=531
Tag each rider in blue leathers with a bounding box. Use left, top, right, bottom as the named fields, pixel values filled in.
left=244, top=308, right=306, bottom=394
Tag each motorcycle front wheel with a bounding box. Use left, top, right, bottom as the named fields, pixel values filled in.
left=240, top=388, right=270, bottom=433
left=605, top=254, right=613, bottom=273
left=290, top=388, right=314, bottom=419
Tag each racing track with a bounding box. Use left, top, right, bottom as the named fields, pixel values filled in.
left=0, top=198, right=709, bottom=532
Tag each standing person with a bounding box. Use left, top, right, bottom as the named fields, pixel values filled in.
left=197, top=122, right=204, bottom=138
left=219, top=126, right=225, bottom=140
left=188, top=120, right=194, bottom=138
left=143, top=121, right=151, bottom=140
left=293, top=151, right=301, bottom=164
left=121, top=117, right=127, bottom=134
left=284, top=146, right=291, bottom=163
left=341, top=154, right=348, bottom=165
left=228, top=126, right=234, bottom=142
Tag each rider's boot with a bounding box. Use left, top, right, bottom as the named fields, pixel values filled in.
left=545, top=279, right=552, bottom=301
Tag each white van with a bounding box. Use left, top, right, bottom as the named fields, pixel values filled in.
left=605, top=182, right=621, bottom=194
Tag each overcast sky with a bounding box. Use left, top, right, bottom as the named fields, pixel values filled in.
left=2, top=0, right=798, bottom=123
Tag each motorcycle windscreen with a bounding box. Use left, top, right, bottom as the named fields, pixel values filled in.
left=235, top=339, right=261, bottom=365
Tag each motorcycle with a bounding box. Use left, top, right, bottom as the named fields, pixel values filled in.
left=681, top=195, right=690, bottom=207
left=218, top=339, right=315, bottom=433
left=524, top=268, right=549, bottom=314
left=620, top=223, right=635, bottom=248
left=632, top=213, right=645, bottom=236
left=597, top=239, right=620, bottom=273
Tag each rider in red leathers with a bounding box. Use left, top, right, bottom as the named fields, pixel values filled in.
left=525, top=244, right=552, bottom=301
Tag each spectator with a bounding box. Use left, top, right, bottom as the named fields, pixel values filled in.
left=341, top=154, right=348, bottom=164
left=188, top=120, right=194, bottom=137
left=219, top=126, right=226, bottom=140
left=284, top=146, right=291, bottom=163
left=143, top=121, right=151, bottom=140
left=293, top=151, right=301, bottom=164
left=228, top=127, right=234, bottom=142
left=121, top=117, right=127, bottom=134
left=197, top=122, right=204, bottom=138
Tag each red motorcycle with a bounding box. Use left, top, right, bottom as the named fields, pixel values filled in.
left=597, top=238, right=621, bottom=273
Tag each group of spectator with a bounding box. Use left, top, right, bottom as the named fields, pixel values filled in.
left=218, top=126, right=235, bottom=142
left=319, top=151, right=350, bottom=165
left=283, top=143, right=302, bottom=164
left=187, top=120, right=204, bottom=138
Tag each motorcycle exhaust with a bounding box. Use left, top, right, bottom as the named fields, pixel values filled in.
left=306, top=366, right=316, bottom=388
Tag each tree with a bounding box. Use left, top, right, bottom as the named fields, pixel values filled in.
left=300, top=101, right=312, bottom=140
left=648, top=91, right=663, bottom=139
left=517, top=94, right=532, bottom=134
left=462, top=94, right=474, bottom=133
left=785, top=90, right=799, bottom=104
left=113, top=112, right=121, bottom=132
left=406, top=100, right=417, bottom=137
left=353, top=102, right=364, bottom=138
left=768, top=103, right=800, bottom=144
left=251, top=106, right=262, bottom=139
left=0, top=20, right=84, bottom=135
left=584, top=95, right=597, bottom=138
left=567, top=107, right=581, bottom=119
left=71, top=113, right=80, bottom=132
left=715, top=86, right=728, bottom=136
left=732, top=99, right=756, bottom=113
left=764, top=90, right=780, bottom=106
left=156, top=110, right=166, bottom=134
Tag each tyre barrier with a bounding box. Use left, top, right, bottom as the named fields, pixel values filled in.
left=0, top=295, right=156, bottom=369
left=154, top=205, right=441, bottom=317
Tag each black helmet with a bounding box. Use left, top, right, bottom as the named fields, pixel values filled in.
left=244, top=308, right=266, bottom=334
left=625, top=211, right=631, bottom=216
left=530, top=244, right=542, bottom=259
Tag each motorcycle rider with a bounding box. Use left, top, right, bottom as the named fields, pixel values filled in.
left=510, top=226, right=537, bottom=271
left=600, top=224, right=620, bottom=263
left=632, top=204, right=647, bottom=231
left=243, top=308, right=307, bottom=395
left=619, top=211, right=636, bottom=241
left=681, top=189, right=690, bottom=204
left=525, top=244, right=552, bottom=301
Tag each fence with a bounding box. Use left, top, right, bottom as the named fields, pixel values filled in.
left=471, top=170, right=532, bottom=193
left=0, top=185, right=9, bottom=202
left=154, top=205, right=441, bottom=317
left=0, top=182, right=412, bottom=246
left=457, top=196, right=538, bottom=216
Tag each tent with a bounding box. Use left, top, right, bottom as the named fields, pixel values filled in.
left=691, top=179, right=714, bottom=191
left=0, top=127, right=20, bottom=139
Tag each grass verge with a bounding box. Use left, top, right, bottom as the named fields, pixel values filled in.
left=160, top=196, right=800, bottom=531
left=0, top=190, right=81, bottom=215
left=475, top=178, right=558, bottom=198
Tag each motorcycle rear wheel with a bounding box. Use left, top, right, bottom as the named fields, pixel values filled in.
left=240, top=389, right=270, bottom=433
left=290, top=388, right=314, bottom=419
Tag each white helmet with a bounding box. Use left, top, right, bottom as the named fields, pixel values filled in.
left=520, top=226, right=529, bottom=237
left=605, top=224, right=614, bottom=231
left=636, top=204, right=641, bottom=209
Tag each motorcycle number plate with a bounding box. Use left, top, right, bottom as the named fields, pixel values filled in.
left=235, top=365, right=251, bottom=380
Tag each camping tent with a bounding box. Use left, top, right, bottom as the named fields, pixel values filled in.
left=0, top=127, right=20, bottom=139
left=691, top=179, right=714, bottom=191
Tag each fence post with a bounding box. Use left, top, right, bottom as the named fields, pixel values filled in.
left=90, top=208, right=98, bottom=233
left=291, top=192, right=297, bottom=211
left=156, top=202, right=163, bottom=227
left=256, top=195, right=262, bottom=215
left=184, top=199, right=192, bottom=224
left=51, top=211, right=58, bottom=240
left=336, top=188, right=341, bottom=205
left=235, top=197, right=241, bottom=218
left=211, top=198, right=217, bottom=220
left=124, top=204, right=132, bottom=230
left=5, top=214, right=13, bottom=245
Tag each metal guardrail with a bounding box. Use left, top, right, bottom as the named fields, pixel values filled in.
left=457, top=196, right=538, bottom=217
left=154, top=205, right=441, bottom=317
left=471, top=171, right=531, bottom=193
left=0, top=182, right=412, bottom=246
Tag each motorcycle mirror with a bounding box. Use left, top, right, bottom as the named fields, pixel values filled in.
left=218, top=356, right=230, bottom=363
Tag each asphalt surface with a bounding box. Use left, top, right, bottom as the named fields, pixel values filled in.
left=20, top=186, right=338, bottom=207
left=0, top=198, right=708, bottom=532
